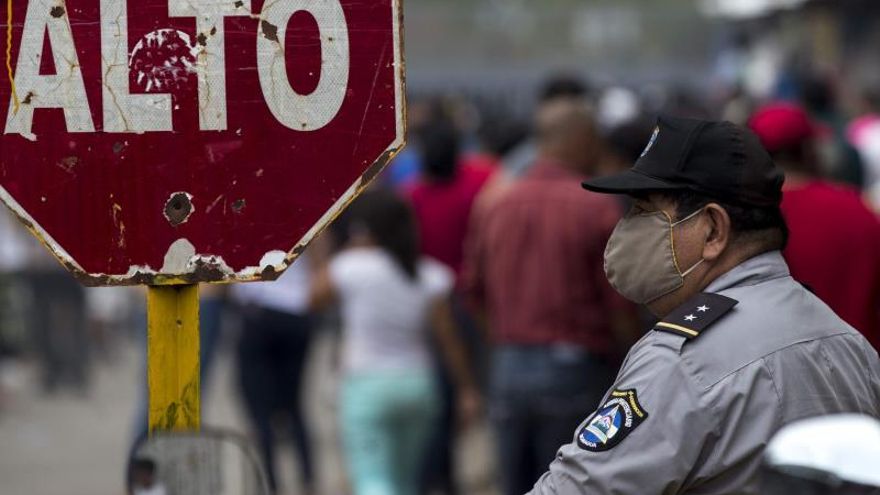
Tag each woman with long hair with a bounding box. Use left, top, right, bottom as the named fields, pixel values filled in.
left=311, top=189, right=478, bottom=495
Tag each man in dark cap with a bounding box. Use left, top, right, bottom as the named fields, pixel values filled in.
left=529, top=116, right=880, bottom=495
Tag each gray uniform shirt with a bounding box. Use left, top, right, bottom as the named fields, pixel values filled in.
left=530, top=251, right=880, bottom=495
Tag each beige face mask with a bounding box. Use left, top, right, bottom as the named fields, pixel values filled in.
left=603, top=208, right=704, bottom=304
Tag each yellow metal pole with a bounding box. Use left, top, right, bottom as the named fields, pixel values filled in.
left=147, top=284, right=200, bottom=433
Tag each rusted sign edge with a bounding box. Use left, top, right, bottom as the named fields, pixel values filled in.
left=0, top=184, right=89, bottom=276
left=0, top=0, right=407, bottom=287
left=265, top=0, right=408, bottom=283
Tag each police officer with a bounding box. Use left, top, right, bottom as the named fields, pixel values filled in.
left=529, top=116, right=880, bottom=495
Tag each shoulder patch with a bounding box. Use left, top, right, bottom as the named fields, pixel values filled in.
left=577, top=389, right=648, bottom=452
left=654, top=292, right=738, bottom=340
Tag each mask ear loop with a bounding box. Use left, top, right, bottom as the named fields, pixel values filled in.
left=671, top=207, right=704, bottom=227
left=680, top=258, right=705, bottom=277
left=662, top=210, right=683, bottom=275
left=670, top=208, right=705, bottom=276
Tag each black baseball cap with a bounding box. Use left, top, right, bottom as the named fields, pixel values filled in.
left=582, top=115, right=784, bottom=207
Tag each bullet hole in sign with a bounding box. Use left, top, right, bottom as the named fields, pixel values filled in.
left=165, top=192, right=194, bottom=226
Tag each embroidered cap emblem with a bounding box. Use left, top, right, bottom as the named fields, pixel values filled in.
left=639, top=126, right=660, bottom=158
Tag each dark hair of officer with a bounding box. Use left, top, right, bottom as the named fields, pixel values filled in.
left=657, top=190, right=789, bottom=252
left=347, top=189, right=419, bottom=280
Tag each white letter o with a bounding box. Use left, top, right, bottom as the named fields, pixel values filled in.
left=257, top=0, right=350, bottom=131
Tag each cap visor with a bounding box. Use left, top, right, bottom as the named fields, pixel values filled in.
left=582, top=170, right=682, bottom=195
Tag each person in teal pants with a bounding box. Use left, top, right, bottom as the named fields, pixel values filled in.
left=311, top=190, right=479, bottom=495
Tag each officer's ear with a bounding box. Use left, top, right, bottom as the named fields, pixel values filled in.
left=701, top=203, right=731, bottom=261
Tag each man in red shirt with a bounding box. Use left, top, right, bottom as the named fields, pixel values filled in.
left=407, top=119, right=497, bottom=278
left=462, top=99, right=640, bottom=495
left=749, top=103, right=880, bottom=349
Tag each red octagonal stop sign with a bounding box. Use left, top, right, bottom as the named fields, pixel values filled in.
left=0, top=0, right=404, bottom=285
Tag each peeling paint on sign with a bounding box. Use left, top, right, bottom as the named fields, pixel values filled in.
left=129, top=29, right=199, bottom=93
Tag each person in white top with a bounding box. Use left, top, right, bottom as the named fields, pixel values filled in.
left=311, top=189, right=479, bottom=495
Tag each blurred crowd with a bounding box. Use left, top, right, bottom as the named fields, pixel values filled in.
left=333, top=68, right=880, bottom=495
left=4, top=30, right=880, bottom=495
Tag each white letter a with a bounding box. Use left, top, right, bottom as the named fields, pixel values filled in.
left=5, top=0, right=95, bottom=139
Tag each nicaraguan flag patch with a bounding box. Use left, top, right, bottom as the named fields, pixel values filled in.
left=577, top=389, right=648, bottom=452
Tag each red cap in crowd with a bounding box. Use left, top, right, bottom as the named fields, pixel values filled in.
left=748, top=102, right=819, bottom=154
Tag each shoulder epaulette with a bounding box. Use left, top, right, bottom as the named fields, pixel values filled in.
left=654, top=292, right=738, bottom=340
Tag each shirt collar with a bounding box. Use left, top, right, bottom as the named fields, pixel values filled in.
left=704, top=250, right=791, bottom=293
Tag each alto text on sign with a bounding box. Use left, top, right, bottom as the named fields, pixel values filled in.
left=0, top=0, right=404, bottom=285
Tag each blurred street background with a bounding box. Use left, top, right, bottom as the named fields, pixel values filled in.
left=2, top=0, right=880, bottom=494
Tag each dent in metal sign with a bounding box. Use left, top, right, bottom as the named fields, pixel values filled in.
left=0, top=0, right=405, bottom=286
